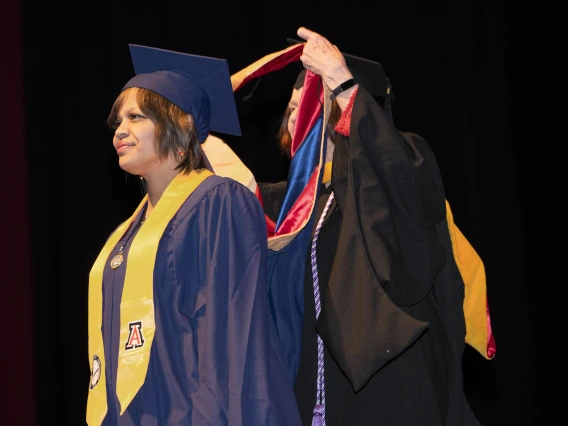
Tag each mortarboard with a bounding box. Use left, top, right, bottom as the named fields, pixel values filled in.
left=287, top=38, right=394, bottom=100
left=123, top=44, right=241, bottom=143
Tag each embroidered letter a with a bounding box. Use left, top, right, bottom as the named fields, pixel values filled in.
left=125, top=321, right=145, bottom=350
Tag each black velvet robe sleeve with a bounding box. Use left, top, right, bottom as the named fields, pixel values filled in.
left=316, top=87, right=449, bottom=391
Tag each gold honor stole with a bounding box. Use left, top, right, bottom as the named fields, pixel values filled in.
left=87, top=169, right=213, bottom=426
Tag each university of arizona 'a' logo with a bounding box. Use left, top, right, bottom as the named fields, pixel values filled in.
left=125, top=321, right=145, bottom=350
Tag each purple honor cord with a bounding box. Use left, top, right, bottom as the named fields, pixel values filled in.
left=310, top=191, right=335, bottom=426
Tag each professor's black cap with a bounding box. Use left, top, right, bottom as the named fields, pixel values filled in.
left=123, top=44, right=241, bottom=143
left=287, top=38, right=394, bottom=100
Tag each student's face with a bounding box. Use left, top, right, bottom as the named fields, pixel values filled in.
left=112, top=89, right=160, bottom=176
left=287, top=87, right=302, bottom=139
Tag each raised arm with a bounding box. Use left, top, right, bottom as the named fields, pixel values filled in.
left=296, top=26, right=357, bottom=111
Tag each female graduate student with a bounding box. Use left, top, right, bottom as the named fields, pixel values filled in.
left=86, top=45, right=301, bottom=426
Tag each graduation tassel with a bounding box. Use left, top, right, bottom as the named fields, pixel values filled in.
left=312, top=404, right=324, bottom=426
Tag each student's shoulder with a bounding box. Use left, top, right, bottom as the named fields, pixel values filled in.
left=205, top=175, right=263, bottom=209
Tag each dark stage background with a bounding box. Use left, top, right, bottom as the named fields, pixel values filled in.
left=3, top=0, right=553, bottom=424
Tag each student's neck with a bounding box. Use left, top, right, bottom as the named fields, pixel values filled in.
left=142, top=164, right=179, bottom=214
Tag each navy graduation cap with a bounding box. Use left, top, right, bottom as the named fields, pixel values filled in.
left=123, top=44, right=241, bottom=143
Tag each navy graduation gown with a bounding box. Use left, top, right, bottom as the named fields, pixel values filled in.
left=100, top=175, right=301, bottom=426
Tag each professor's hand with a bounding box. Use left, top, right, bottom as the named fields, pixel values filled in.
left=296, top=27, right=353, bottom=90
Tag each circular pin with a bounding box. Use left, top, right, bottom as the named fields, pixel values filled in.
left=110, top=253, right=123, bottom=269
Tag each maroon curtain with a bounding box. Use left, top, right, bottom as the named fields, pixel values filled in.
left=1, top=1, right=36, bottom=424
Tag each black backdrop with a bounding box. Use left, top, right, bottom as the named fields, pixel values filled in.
left=2, top=0, right=552, bottom=424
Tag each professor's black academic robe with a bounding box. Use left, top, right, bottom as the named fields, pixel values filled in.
left=260, top=88, right=481, bottom=425
left=100, top=176, right=301, bottom=426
